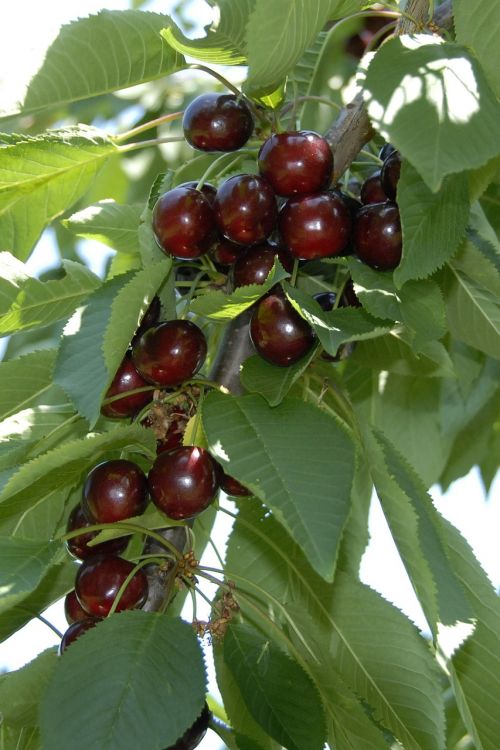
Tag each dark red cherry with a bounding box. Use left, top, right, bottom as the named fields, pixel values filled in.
left=258, top=131, right=333, bottom=196
left=177, top=181, right=217, bottom=206
left=59, top=618, right=99, bottom=654
left=360, top=171, right=387, bottom=204
left=313, top=291, right=337, bottom=312
left=148, top=446, right=219, bottom=520
left=210, top=237, right=242, bottom=268
left=82, top=459, right=148, bottom=524
left=379, top=143, right=396, bottom=161
left=133, top=296, right=162, bottom=342
left=214, top=175, right=277, bottom=246
left=164, top=703, right=211, bottom=750
left=341, top=278, right=362, bottom=308
left=101, top=353, right=153, bottom=419
left=152, top=187, right=216, bottom=260
left=75, top=556, right=148, bottom=617
left=183, top=93, right=254, bottom=152
left=331, top=188, right=361, bottom=220
left=64, top=590, right=90, bottom=624
left=220, top=473, right=251, bottom=497
left=232, top=242, right=293, bottom=287
left=250, top=290, right=315, bottom=366
left=381, top=151, right=401, bottom=201
left=66, top=505, right=128, bottom=561
left=353, top=202, right=402, bottom=270
left=279, top=192, right=351, bottom=260
left=132, top=320, right=207, bottom=387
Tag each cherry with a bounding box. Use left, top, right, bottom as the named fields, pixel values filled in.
left=214, top=175, right=277, bottom=246
left=353, top=202, right=402, bottom=270
left=279, top=192, right=352, bottom=260
left=360, top=171, right=387, bottom=205
left=210, top=237, right=242, bottom=268
left=66, top=504, right=128, bottom=561
left=258, top=131, right=333, bottom=196
left=232, top=242, right=293, bottom=288
left=182, top=93, right=253, bottom=152
left=250, top=289, right=315, bottom=366
left=177, top=181, right=217, bottom=206
left=75, top=556, right=148, bottom=617
left=220, top=473, right=251, bottom=497
left=152, top=186, right=216, bottom=260
left=82, top=459, right=148, bottom=524
left=381, top=151, right=401, bottom=200
left=331, top=188, right=361, bottom=221
left=314, top=291, right=337, bottom=312
left=101, top=353, right=153, bottom=419
left=64, top=590, right=90, bottom=624
left=165, top=703, right=211, bottom=750
left=148, top=446, right=219, bottom=520
left=379, top=142, right=396, bottom=161
left=132, top=320, right=207, bottom=387
left=132, top=296, right=161, bottom=342
left=341, top=278, right=362, bottom=308
left=59, top=618, right=99, bottom=654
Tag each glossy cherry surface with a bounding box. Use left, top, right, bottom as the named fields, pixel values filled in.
left=250, top=290, right=315, bottom=366
left=379, top=142, right=396, bottom=161
left=64, top=590, right=90, bottom=624
left=75, top=556, right=148, bottom=617
left=182, top=93, right=253, bottom=152
left=82, top=459, right=148, bottom=524
left=279, top=192, right=351, bottom=260
left=66, top=504, right=128, bottom=561
left=360, top=171, right=387, bottom=204
left=101, top=353, right=153, bottom=419
left=232, top=242, right=293, bottom=287
left=152, top=187, right=216, bottom=260
left=132, top=296, right=161, bottom=343
left=220, top=473, right=251, bottom=497
left=132, top=320, right=207, bottom=387
left=59, top=618, right=99, bottom=654
left=258, top=131, right=333, bottom=196
left=210, top=237, right=242, bottom=268
left=381, top=151, right=401, bottom=200
left=353, top=202, right=402, bottom=270
left=214, top=174, right=277, bottom=246
left=164, top=703, right=211, bottom=750
left=148, top=446, right=219, bottom=520
left=177, top=181, right=217, bottom=206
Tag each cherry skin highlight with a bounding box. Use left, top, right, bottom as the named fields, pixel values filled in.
left=232, top=242, right=293, bottom=288
left=360, top=171, right=387, bottom=205
left=152, top=186, right=216, bottom=260
left=59, top=618, right=99, bottom=654
left=279, top=192, right=351, bottom=260
left=75, top=556, right=148, bottom=617
left=101, top=353, right=153, bottom=419
left=132, top=320, right=207, bottom=387
left=250, top=290, right=315, bottom=366
left=182, top=93, right=253, bottom=152
left=214, top=174, right=277, bottom=246
left=148, top=446, right=219, bottom=520
left=66, top=504, right=128, bottom=561
left=64, top=590, right=90, bottom=624
left=353, top=202, right=402, bottom=270
left=82, top=459, right=148, bottom=524
left=258, top=131, right=333, bottom=196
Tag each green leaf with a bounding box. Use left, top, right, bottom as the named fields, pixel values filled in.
left=395, top=163, right=469, bottom=286
left=0, top=725, right=40, bottom=749
left=398, top=278, right=447, bottom=345
left=0, top=349, right=63, bottom=422
left=189, top=260, right=289, bottom=320
left=161, top=0, right=252, bottom=64
left=0, top=537, right=59, bottom=613
left=240, top=347, right=317, bottom=406
left=13, top=11, right=185, bottom=118
left=362, top=36, right=500, bottom=191
left=352, top=333, right=455, bottom=378
left=451, top=231, right=500, bottom=299
left=63, top=201, right=143, bottom=254
left=0, top=260, right=100, bottom=336
left=40, top=612, right=206, bottom=750
left=203, top=392, right=355, bottom=581
left=0, top=127, right=117, bottom=259
left=224, top=624, right=326, bottom=750
left=453, top=0, right=500, bottom=97
left=0, top=649, right=58, bottom=728
left=346, top=260, right=400, bottom=321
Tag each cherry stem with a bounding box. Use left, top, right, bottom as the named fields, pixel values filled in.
left=365, top=19, right=397, bottom=52
left=290, top=258, right=300, bottom=287
left=280, top=96, right=342, bottom=120
left=114, top=111, right=184, bottom=143
left=17, top=608, right=63, bottom=639
left=188, top=64, right=264, bottom=124
left=102, top=385, right=159, bottom=405
left=196, top=151, right=246, bottom=190
left=208, top=717, right=235, bottom=745
left=185, top=377, right=230, bottom=393
left=187, top=584, right=198, bottom=622
left=107, top=558, right=154, bottom=617
left=207, top=536, right=225, bottom=569
left=61, top=521, right=183, bottom=560
left=118, top=136, right=185, bottom=154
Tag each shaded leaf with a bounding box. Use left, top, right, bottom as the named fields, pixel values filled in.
left=0, top=649, right=58, bottom=728
left=240, top=347, right=317, bottom=406
left=0, top=538, right=59, bottom=614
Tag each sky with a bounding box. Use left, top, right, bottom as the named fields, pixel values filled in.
left=0, top=2, right=499, bottom=748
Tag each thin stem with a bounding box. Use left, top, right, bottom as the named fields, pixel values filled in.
left=37, top=614, right=63, bottom=639
left=290, top=258, right=300, bottom=287
left=188, top=64, right=264, bottom=124
left=207, top=536, right=225, bottom=569
left=196, top=152, right=246, bottom=190
left=209, top=717, right=235, bottom=746
left=118, top=136, right=185, bottom=154
left=186, top=377, right=230, bottom=393
left=114, top=111, right=184, bottom=143
left=359, top=149, right=383, bottom=164
left=108, top=558, right=154, bottom=617
left=61, top=522, right=183, bottom=560
left=188, top=584, right=198, bottom=622
left=102, top=384, right=158, bottom=406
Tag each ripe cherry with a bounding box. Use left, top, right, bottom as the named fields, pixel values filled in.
left=250, top=289, right=315, bottom=366
left=132, top=320, right=207, bottom=387
left=341, top=278, right=362, bottom=308
left=381, top=151, right=401, bottom=200
left=177, top=181, right=217, bottom=206
left=232, top=242, right=293, bottom=288
left=148, top=446, right=219, bottom=520
left=220, top=473, right=251, bottom=497
left=360, top=171, right=387, bottom=204
left=353, top=202, right=402, bottom=270
left=279, top=192, right=352, bottom=260
left=82, top=459, right=148, bottom=524
left=314, top=291, right=337, bottom=312
left=75, top=556, right=148, bottom=617
left=214, top=175, right=277, bottom=246
left=64, top=590, right=90, bottom=624
left=164, top=703, right=211, bottom=750
left=132, top=296, right=161, bottom=343
left=66, top=504, right=128, bottom=561
left=210, top=237, right=242, bottom=268
left=152, top=186, right=216, bottom=260
left=379, top=142, right=396, bottom=161
left=258, top=131, right=333, bottom=196
left=59, top=618, right=99, bottom=654
left=101, top=353, right=153, bottom=419
left=182, top=93, right=253, bottom=152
